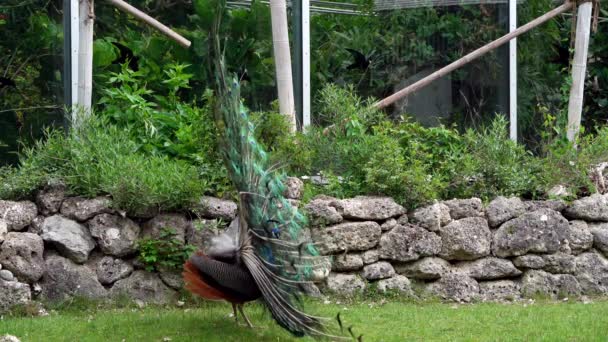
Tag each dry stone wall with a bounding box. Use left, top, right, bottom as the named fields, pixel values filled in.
left=2, top=178, right=608, bottom=312
left=307, top=194, right=608, bottom=302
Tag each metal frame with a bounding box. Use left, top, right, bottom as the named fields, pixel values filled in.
left=509, top=0, right=517, bottom=142
left=293, top=0, right=311, bottom=129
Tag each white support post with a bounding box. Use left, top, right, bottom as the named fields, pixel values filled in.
left=567, top=1, right=593, bottom=143
left=509, top=0, right=517, bottom=142
left=78, top=0, right=94, bottom=113
left=70, top=0, right=80, bottom=110
left=270, top=0, right=296, bottom=132
left=302, top=0, right=311, bottom=129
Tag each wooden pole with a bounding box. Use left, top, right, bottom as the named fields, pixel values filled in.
left=70, top=0, right=80, bottom=109
left=78, top=0, right=94, bottom=113
left=106, top=0, right=191, bottom=48
left=509, top=0, right=517, bottom=142
left=270, top=0, right=297, bottom=132
left=374, top=2, right=574, bottom=109
left=302, top=0, right=311, bottom=129
left=567, top=1, right=593, bottom=142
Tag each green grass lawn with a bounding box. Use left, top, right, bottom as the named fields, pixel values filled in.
left=1, top=298, right=608, bottom=342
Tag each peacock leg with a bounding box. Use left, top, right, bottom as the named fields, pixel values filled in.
left=237, top=304, right=254, bottom=328
left=232, top=303, right=239, bottom=324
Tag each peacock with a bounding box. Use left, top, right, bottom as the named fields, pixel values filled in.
left=182, top=1, right=350, bottom=339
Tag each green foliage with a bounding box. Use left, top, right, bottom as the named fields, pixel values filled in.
left=456, top=117, right=542, bottom=199
left=274, top=85, right=605, bottom=208
left=97, top=63, right=232, bottom=196
left=137, top=227, right=196, bottom=272
left=0, top=114, right=206, bottom=214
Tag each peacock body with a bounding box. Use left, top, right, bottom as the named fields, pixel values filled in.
left=183, top=0, right=337, bottom=338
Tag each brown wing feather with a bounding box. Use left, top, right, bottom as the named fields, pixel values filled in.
left=183, top=258, right=227, bottom=301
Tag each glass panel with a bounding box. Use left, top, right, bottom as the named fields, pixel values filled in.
left=0, top=0, right=65, bottom=166
left=309, top=1, right=510, bottom=129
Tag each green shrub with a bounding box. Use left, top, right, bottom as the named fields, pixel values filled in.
left=0, top=114, right=207, bottom=214
left=455, top=116, right=542, bottom=200
left=137, top=227, right=196, bottom=272
left=98, top=64, right=232, bottom=196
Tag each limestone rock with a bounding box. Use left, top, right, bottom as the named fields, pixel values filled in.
left=110, top=271, right=177, bottom=304
left=454, top=257, right=522, bottom=280
left=193, top=196, right=238, bottom=221
left=361, top=261, right=395, bottom=280
left=0, top=200, right=37, bottom=231
left=332, top=254, right=364, bottom=271
left=492, top=209, right=569, bottom=257
left=96, top=256, right=133, bottom=285
left=397, top=214, right=409, bottom=225
left=0, top=280, right=31, bottom=314
left=312, top=221, right=381, bottom=254
left=378, top=224, right=441, bottom=262
left=376, top=275, right=414, bottom=295
left=479, top=280, right=521, bottom=302
left=141, top=214, right=189, bottom=244
left=41, top=215, right=95, bottom=263
left=486, top=196, right=526, bottom=228
left=334, top=196, right=405, bottom=220
left=41, top=254, right=107, bottom=300
left=88, top=214, right=140, bottom=257
left=513, top=255, right=546, bottom=269
left=304, top=196, right=343, bottom=227
left=566, top=220, right=594, bottom=255
left=159, top=268, right=184, bottom=290
left=588, top=223, right=608, bottom=256
left=443, top=198, right=483, bottom=220
left=0, top=219, right=7, bottom=243
left=325, top=273, right=366, bottom=295
left=36, top=185, right=65, bottom=216
left=60, top=197, right=112, bottom=222
left=361, top=250, right=379, bottom=265
left=0, top=269, right=14, bottom=282
left=525, top=200, right=567, bottom=213
left=439, top=217, right=491, bottom=261
left=542, top=253, right=576, bottom=274
left=380, top=218, right=397, bottom=232
left=0, top=335, right=22, bottom=342
left=395, top=257, right=450, bottom=280
left=0, top=232, right=44, bottom=283
left=410, top=203, right=451, bottom=232
left=564, top=194, right=608, bottom=222
left=283, top=177, right=304, bottom=200
left=426, top=273, right=480, bottom=302
left=27, top=216, right=45, bottom=235
left=521, top=270, right=581, bottom=299
left=185, top=219, right=223, bottom=252
left=574, top=251, right=608, bottom=295
left=547, top=185, right=573, bottom=199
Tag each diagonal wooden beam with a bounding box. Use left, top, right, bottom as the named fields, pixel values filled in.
left=374, top=1, right=574, bottom=109
left=106, top=0, right=191, bottom=48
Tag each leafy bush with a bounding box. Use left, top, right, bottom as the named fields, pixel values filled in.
left=272, top=85, right=608, bottom=208
left=454, top=116, right=542, bottom=200
left=0, top=114, right=206, bottom=214
left=97, top=63, right=232, bottom=197
left=137, top=228, right=196, bottom=272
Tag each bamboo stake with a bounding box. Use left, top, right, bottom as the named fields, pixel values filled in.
left=567, top=1, right=593, bottom=143
left=106, top=0, right=191, bottom=48
left=270, top=0, right=297, bottom=132
left=374, top=1, right=574, bottom=109
left=77, top=0, right=94, bottom=113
